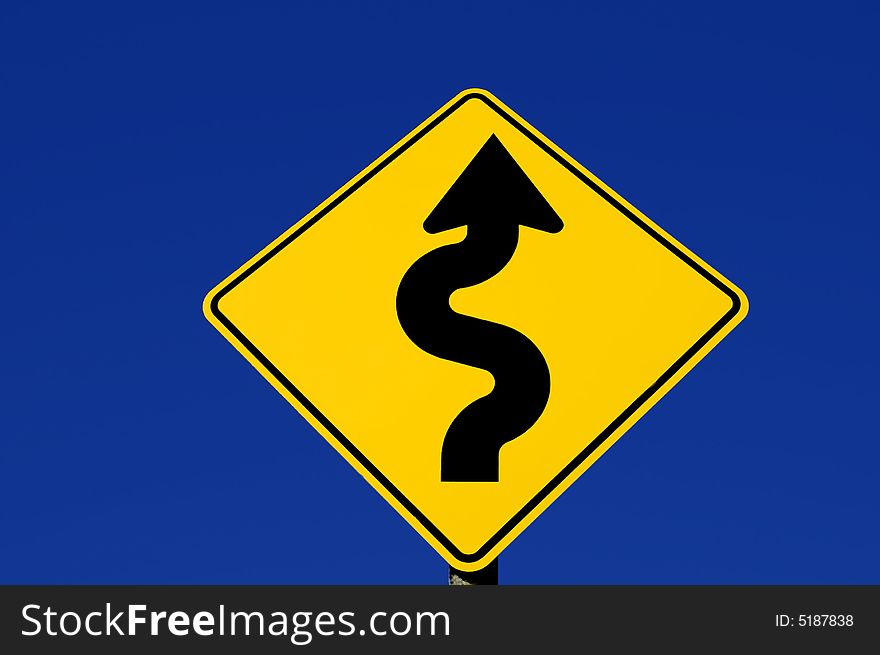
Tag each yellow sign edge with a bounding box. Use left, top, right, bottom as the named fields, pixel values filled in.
left=203, top=88, right=748, bottom=572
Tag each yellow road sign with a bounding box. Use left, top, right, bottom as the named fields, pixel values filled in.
left=203, top=89, right=748, bottom=571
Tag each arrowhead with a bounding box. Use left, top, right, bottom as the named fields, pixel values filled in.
left=424, top=134, right=564, bottom=234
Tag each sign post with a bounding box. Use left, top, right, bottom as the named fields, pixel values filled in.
left=450, top=559, right=498, bottom=586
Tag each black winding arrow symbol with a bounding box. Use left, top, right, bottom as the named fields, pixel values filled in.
left=396, top=135, right=564, bottom=482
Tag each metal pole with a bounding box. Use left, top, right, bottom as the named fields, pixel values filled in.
left=449, top=558, right=498, bottom=585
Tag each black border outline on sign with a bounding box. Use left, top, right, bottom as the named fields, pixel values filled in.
left=208, top=91, right=742, bottom=564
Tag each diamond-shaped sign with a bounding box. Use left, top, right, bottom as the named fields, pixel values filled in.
left=204, top=89, right=748, bottom=571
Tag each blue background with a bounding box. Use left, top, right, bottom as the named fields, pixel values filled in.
left=1, top=1, right=877, bottom=584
